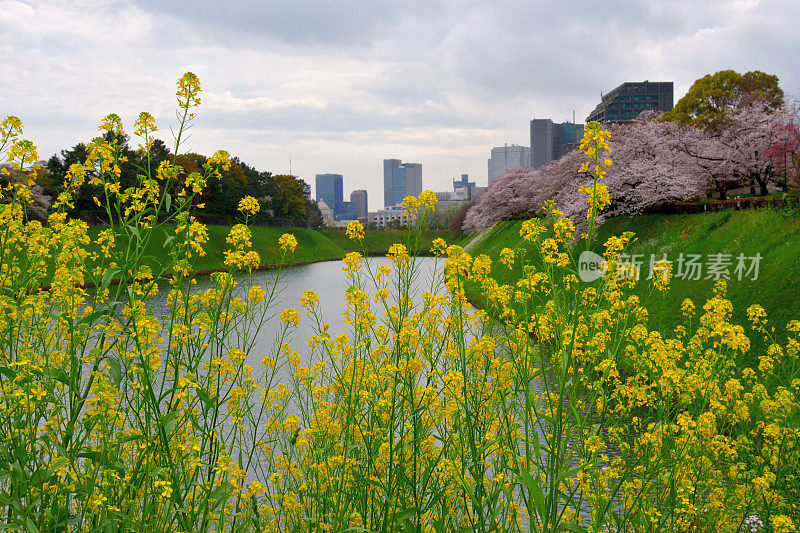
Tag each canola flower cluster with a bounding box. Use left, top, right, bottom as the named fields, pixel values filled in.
left=0, top=76, right=797, bottom=533
left=579, top=121, right=613, bottom=241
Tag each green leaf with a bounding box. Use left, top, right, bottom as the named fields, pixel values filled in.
left=554, top=464, right=582, bottom=488
left=195, top=386, right=212, bottom=411
left=44, top=368, right=69, bottom=386
left=100, top=265, right=121, bottom=291
left=160, top=410, right=179, bottom=437
left=77, top=307, right=111, bottom=327
left=107, top=355, right=121, bottom=385
left=518, top=469, right=546, bottom=522
left=391, top=507, right=417, bottom=524
left=557, top=523, right=589, bottom=533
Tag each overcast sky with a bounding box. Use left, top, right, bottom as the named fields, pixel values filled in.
left=2, top=0, right=799, bottom=207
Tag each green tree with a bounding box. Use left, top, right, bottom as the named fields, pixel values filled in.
left=668, top=69, right=783, bottom=130
left=235, top=158, right=275, bottom=202
left=306, top=200, right=323, bottom=229
left=272, top=174, right=308, bottom=221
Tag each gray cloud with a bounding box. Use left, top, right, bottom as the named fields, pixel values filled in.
left=128, top=0, right=440, bottom=47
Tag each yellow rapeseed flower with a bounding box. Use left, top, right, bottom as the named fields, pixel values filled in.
left=419, top=190, right=438, bottom=211
left=346, top=220, right=364, bottom=241
left=499, top=248, right=515, bottom=269
left=342, top=252, right=363, bottom=275
left=99, top=113, right=124, bottom=137
left=279, top=233, right=298, bottom=254
left=387, top=243, right=409, bottom=266
left=430, top=237, right=447, bottom=256
left=520, top=219, right=546, bottom=243
left=133, top=111, right=157, bottom=140
left=238, top=195, right=260, bottom=216
left=280, top=308, right=300, bottom=327
left=248, top=285, right=265, bottom=304
left=300, top=290, right=320, bottom=311
left=176, top=71, right=202, bottom=110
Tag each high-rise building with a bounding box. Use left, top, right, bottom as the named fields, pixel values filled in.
left=488, top=144, right=531, bottom=184
left=315, top=174, right=343, bottom=217
left=383, top=159, right=422, bottom=207
left=350, top=189, right=368, bottom=219
left=454, top=173, right=476, bottom=190
left=530, top=120, right=584, bottom=169
left=436, top=173, right=485, bottom=209
left=586, top=81, right=673, bottom=123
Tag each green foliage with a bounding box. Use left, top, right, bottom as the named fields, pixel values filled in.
left=668, top=69, right=784, bottom=129
left=43, top=138, right=321, bottom=226
left=465, top=209, right=800, bottom=368
left=272, top=174, right=308, bottom=220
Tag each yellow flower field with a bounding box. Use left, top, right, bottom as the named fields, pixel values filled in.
left=0, top=75, right=797, bottom=532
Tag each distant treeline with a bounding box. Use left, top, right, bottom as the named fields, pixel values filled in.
left=37, top=134, right=322, bottom=227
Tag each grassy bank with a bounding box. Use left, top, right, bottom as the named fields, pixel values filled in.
left=464, top=208, right=800, bottom=363
left=321, top=228, right=454, bottom=255
left=12, top=225, right=349, bottom=285
left=194, top=225, right=346, bottom=267
left=15, top=225, right=460, bottom=285
left=596, top=209, right=800, bottom=351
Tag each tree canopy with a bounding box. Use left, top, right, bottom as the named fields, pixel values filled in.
left=43, top=137, right=319, bottom=227
left=464, top=103, right=800, bottom=233
left=668, top=70, right=784, bottom=130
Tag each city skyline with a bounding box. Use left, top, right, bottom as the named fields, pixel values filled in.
left=2, top=1, right=799, bottom=206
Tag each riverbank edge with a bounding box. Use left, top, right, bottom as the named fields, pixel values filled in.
left=38, top=249, right=442, bottom=292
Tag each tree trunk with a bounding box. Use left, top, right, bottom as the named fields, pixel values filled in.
left=755, top=173, right=769, bottom=197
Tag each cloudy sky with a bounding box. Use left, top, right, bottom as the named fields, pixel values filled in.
left=2, top=0, right=799, bottom=207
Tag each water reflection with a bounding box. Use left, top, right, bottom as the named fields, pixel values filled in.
left=147, top=256, right=443, bottom=373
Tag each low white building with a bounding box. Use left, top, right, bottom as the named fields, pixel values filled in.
left=368, top=206, right=408, bottom=229
left=318, top=199, right=334, bottom=226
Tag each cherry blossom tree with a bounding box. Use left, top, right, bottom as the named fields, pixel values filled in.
left=464, top=102, right=800, bottom=233
left=763, top=101, right=800, bottom=191
left=0, top=163, right=53, bottom=221
left=463, top=113, right=710, bottom=233
left=462, top=151, right=584, bottom=233
left=676, top=99, right=800, bottom=197
left=714, top=101, right=798, bottom=196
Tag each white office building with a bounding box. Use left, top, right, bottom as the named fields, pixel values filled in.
left=488, top=144, right=531, bottom=184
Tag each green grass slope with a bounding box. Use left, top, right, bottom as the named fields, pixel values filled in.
left=11, top=225, right=348, bottom=285
left=197, top=225, right=346, bottom=268
left=113, top=224, right=348, bottom=270
left=596, top=209, right=800, bottom=346
left=464, top=208, right=800, bottom=361
left=321, top=229, right=454, bottom=255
